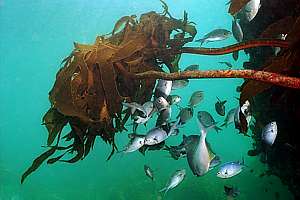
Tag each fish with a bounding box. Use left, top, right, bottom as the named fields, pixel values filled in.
left=232, top=50, right=239, bottom=61
left=156, top=107, right=172, bottom=126
left=177, top=107, right=193, bottom=125
left=219, top=61, right=233, bottom=69
left=171, top=79, right=189, bottom=90
left=274, top=34, right=287, bottom=56
left=183, top=64, right=200, bottom=71
left=217, top=158, right=246, bottom=178
left=195, top=29, right=232, bottom=46
left=232, top=19, right=243, bottom=42
left=144, top=165, right=155, bottom=181
left=234, top=100, right=252, bottom=133
left=261, top=121, right=277, bottom=146
left=154, top=97, right=170, bottom=112
left=197, top=111, right=222, bottom=133
left=154, top=79, right=172, bottom=99
left=240, top=0, right=261, bottom=22
left=133, top=101, right=155, bottom=125
left=221, top=107, right=237, bottom=127
left=121, top=134, right=145, bottom=153
left=122, top=102, right=147, bottom=118
left=224, top=185, right=240, bottom=198
left=188, top=91, right=204, bottom=107
left=167, top=94, right=181, bottom=105
left=111, top=15, right=137, bottom=35
left=215, top=97, right=227, bottom=116
left=159, top=169, right=186, bottom=196
left=186, top=119, right=216, bottom=176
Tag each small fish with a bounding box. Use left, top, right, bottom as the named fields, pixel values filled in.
left=232, top=19, right=243, bottom=42
left=197, top=111, right=222, bottom=133
left=159, top=169, right=186, bottom=196
left=186, top=119, right=216, bottom=176
left=274, top=34, right=287, bottom=56
left=177, top=107, right=193, bottom=125
left=224, top=185, right=240, bottom=198
left=188, top=91, right=204, bottom=107
left=195, top=29, right=232, bottom=46
left=154, top=79, right=172, bottom=99
left=122, top=102, right=147, bottom=118
left=154, top=97, right=170, bottom=112
left=112, top=15, right=137, bottom=35
left=156, top=107, right=172, bottom=126
left=215, top=97, right=227, bottom=116
left=121, top=134, right=145, bottom=153
left=221, top=107, right=237, bottom=127
left=217, top=158, right=246, bottom=178
left=183, top=64, right=199, bottom=71
left=219, top=61, right=233, bottom=69
left=261, top=121, right=277, bottom=146
left=240, top=0, right=261, bottom=22
left=232, top=51, right=239, bottom=61
left=144, top=165, right=155, bottom=181
left=171, top=79, right=189, bottom=90
left=167, top=95, right=181, bottom=105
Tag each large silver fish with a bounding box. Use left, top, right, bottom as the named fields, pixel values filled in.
left=156, top=107, right=172, bottom=126
left=154, top=97, right=170, bottom=112
left=122, top=134, right=145, bottom=153
left=134, top=101, right=155, bottom=125
left=186, top=120, right=216, bottom=176
left=159, top=169, right=186, bottom=196
left=195, top=29, right=232, bottom=46
left=261, top=121, right=277, bottom=146
left=154, top=79, right=172, bottom=99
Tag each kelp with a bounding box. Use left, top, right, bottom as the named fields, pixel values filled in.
left=21, top=6, right=197, bottom=183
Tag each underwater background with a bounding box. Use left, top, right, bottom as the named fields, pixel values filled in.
left=0, top=0, right=295, bottom=199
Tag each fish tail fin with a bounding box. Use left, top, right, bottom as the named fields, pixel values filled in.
left=159, top=187, right=169, bottom=197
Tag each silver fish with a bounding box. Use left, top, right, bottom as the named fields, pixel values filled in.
left=195, top=29, right=232, bottom=46
left=177, top=107, right=193, bottom=125
left=186, top=120, right=216, bottom=176
left=154, top=79, right=172, bottom=99
left=240, top=0, right=261, bottom=22
left=144, top=165, right=154, bottom=181
left=183, top=64, right=199, bottom=71
left=197, top=111, right=222, bottom=133
left=156, top=107, right=172, bottom=126
left=122, top=134, right=145, bottom=153
left=221, top=107, right=237, bottom=127
left=261, top=121, right=277, bottom=146
left=154, top=97, right=170, bottom=112
left=167, top=95, right=181, bottom=105
left=122, top=102, right=147, bottom=118
left=274, top=34, right=287, bottom=56
left=134, top=101, right=155, bottom=124
left=217, top=158, right=246, bottom=178
left=215, top=97, right=227, bottom=116
left=159, top=169, right=186, bottom=195
left=232, top=19, right=243, bottom=42
left=172, top=79, right=189, bottom=90
left=188, top=91, right=204, bottom=107
left=144, top=127, right=168, bottom=146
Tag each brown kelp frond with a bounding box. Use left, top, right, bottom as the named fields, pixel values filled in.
left=21, top=7, right=197, bottom=183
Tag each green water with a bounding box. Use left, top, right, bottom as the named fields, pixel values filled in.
left=0, top=0, right=294, bottom=199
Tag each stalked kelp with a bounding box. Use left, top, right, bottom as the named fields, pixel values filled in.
left=21, top=0, right=300, bottom=186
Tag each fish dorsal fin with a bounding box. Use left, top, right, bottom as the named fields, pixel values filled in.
left=206, top=140, right=216, bottom=161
